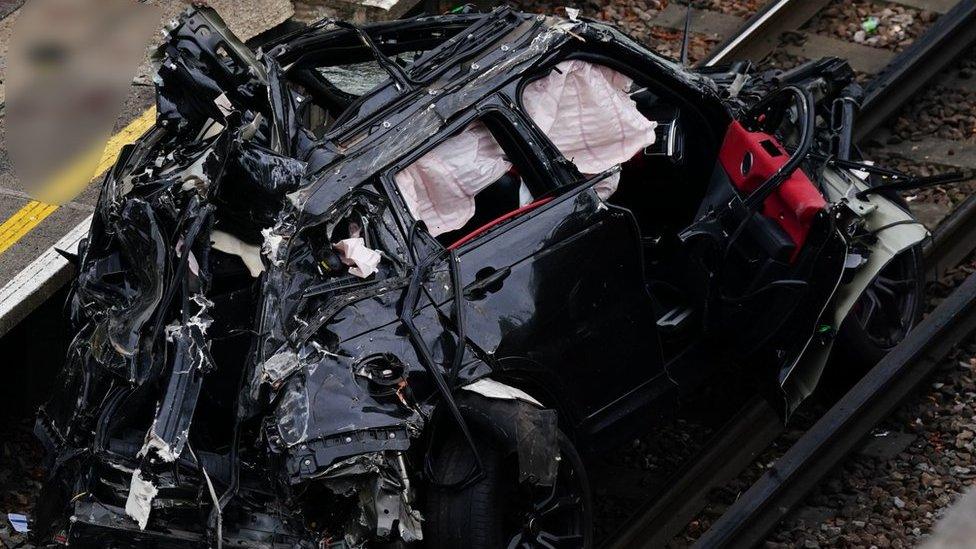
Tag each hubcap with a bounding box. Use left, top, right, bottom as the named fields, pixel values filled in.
left=504, top=452, right=588, bottom=549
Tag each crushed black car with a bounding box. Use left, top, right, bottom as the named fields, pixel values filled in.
left=33, top=6, right=934, bottom=548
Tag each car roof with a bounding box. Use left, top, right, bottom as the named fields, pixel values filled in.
left=273, top=8, right=722, bottom=224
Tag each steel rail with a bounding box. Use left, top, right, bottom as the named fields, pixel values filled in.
left=855, top=0, right=976, bottom=142
left=603, top=397, right=782, bottom=549
left=924, top=193, right=976, bottom=280
left=693, top=270, right=976, bottom=548
left=699, top=0, right=831, bottom=67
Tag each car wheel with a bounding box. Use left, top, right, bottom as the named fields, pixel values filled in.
left=425, top=430, right=593, bottom=549
left=838, top=243, right=925, bottom=366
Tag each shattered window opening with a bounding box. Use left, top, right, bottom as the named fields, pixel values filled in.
left=281, top=21, right=478, bottom=137
left=392, top=113, right=551, bottom=245
left=519, top=59, right=659, bottom=201
left=295, top=51, right=427, bottom=137
left=315, top=48, right=424, bottom=93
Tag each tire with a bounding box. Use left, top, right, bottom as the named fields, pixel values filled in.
left=837, top=243, right=925, bottom=366
left=425, top=430, right=593, bottom=549
left=835, top=156, right=926, bottom=370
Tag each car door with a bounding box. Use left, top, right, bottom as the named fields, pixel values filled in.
left=452, top=172, right=667, bottom=426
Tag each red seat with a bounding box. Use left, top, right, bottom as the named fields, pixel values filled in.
left=718, top=121, right=826, bottom=261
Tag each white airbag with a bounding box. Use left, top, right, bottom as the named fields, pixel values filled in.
left=394, top=121, right=511, bottom=236
left=334, top=237, right=382, bottom=278
left=394, top=61, right=656, bottom=235
left=523, top=60, right=657, bottom=194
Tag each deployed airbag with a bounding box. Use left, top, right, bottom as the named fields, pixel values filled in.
left=395, top=61, right=657, bottom=235
left=334, top=237, right=382, bottom=278
left=394, top=121, right=511, bottom=236
left=522, top=60, right=657, bottom=197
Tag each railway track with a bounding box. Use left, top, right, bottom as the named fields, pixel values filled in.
left=605, top=1, right=976, bottom=547
left=926, top=193, right=976, bottom=278
left=694, top=266, right=976, bottom=548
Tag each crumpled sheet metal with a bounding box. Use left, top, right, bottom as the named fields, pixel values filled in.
left=35, top=7, right=317, bottom=538
left=314, top=453, right=424, bottom=545
left=33, top=6, right=732, bottom=545
left=270, top=306, right=451, bottom=470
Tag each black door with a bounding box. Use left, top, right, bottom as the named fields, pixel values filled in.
left=452, top=175, right=666, bottom=426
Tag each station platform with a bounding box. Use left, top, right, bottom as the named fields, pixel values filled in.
left=0, top=1, right=296, bottom=336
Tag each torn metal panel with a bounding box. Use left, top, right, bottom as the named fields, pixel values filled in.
left=516, top=406, right=560, bottom=486
left=778, top=166, right=928, bottom=411
left=461, top=377, right=544, bottom=407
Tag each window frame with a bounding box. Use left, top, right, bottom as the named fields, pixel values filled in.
left=379, top=100, right=571, bottom=253
left=512, top=50, right=726, bottom=179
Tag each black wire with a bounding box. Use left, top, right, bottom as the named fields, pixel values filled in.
left=401, top=254, right=485, bottom=490
left=742, top=86, right=817, bottom=212
left=808, top=153, right=918, bottom=180
left=447, top=249, right=466, bottom=387
left=868, top=219, right=925, bottom=236
left=855, top=172, right=968, bottom=200
left=208, top=329, right=249, bottom=534
left=403, top=221, right=484, bottom=490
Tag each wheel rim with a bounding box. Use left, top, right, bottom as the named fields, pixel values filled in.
left=850, top=251, right=920, bottom=350
left=503, top=452, right=588, bottom=549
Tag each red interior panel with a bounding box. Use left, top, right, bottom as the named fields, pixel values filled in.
left=718, top=121, right=826, bottom=260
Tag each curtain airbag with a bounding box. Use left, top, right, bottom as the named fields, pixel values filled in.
left=394, top=121, right=511, bottom=236
left=522, top=60, right=657, bottom=197
left=394, top=61, right=657, bottom=236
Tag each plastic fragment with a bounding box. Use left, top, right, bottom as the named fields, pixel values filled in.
left=124, top=469, right=158, bottom=530
left=334, top=237, right=382, bottom=278
left=862, top=16, right=880, bottom=33
left=7, top=514, right=28, bottom=533
left=211, top=230, right=265, bottom=277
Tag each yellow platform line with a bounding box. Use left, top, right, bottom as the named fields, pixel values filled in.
left=0, top=107, right=157, bottom=256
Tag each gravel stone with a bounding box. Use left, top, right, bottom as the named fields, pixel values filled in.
left=803, top=0, right=935, bottom=52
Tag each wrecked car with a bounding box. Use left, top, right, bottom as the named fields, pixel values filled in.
left=34, top=6, right=936, bottom=548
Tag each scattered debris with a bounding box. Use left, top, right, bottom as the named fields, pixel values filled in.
left=7, top=513, right=28, bottom=534
left=861, top=16, right=879, bottom=34
left=858, top=430, right=917, bottom=461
